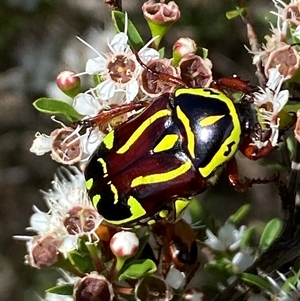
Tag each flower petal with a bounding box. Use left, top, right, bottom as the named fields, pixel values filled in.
left=86, top=56, right=107, bottom=74
left=97, top=80, right=116, bottom=100
left=73, top=93, right=102, bottom=116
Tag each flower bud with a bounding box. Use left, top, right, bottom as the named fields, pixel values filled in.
left=74, top=273, right=114, bottom=301
left=56, top=71, right=81, bottom=98
left=110, top=231, right=139, bottom=258
left=173, top=37, right=197, bottom=66
left=142, top=0, right=180, bottom=49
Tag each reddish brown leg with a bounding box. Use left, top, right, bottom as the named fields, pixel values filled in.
left=226, top=157, right=278, bottom=192
left=238, top=137, right=276, bottom=161
left=75, top=101, right=149, bottom=129
left=210, top=76, right=255, bottom=94
left=134, top=51, right=188, bottom=88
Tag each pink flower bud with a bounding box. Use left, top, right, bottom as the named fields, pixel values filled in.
left=110, top=231, right=139, bottom=258
left=173, top=38, right=197, bottom=62
left=74, top=273, right=114, bottom=301
left=56, top=71, right=81, bottom=98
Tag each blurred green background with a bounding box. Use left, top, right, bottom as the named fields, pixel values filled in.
left=1, top=1, right=282, bottom=300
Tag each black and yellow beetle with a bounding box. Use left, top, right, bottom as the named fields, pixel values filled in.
left=84, top=75, right=274, bottom=228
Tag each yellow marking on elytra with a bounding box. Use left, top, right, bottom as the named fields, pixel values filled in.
left=110, top=184, right=119, bottom=204
left=153, top=134, right=178, bottom=153
left=199, top=115, right=225, bottom=127
left=92, top=194, right=101, bottom=207
left=103, top=131, right=114, bottom=150
left=176, top=88, right=241, bottom=178
left=104, top=196, right=146, bottom=225
left=117, top=109, right=171, bottom=154
left=97, top=158, right=108, bottom=174
left=86, top=178, right=93, bottom=190
left=176, top=106, right=195, bottom=158
left=174, top=199, right=190, bottom=221
left=131, top=160, right=192, bottom=188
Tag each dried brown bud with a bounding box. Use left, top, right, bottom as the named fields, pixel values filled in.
left=74, top=273, right=114, bottom=301
left=179, top=54, right=213, bottom=88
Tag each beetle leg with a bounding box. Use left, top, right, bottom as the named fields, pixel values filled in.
left=74, top=101, right=149, bottom=130
left=226, top=157, right=278, bottom=192
left=210, top=76, right=256, bottom=94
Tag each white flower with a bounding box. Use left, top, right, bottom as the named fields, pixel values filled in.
left=30, top=132, right=54, bottom=156
left=232, top=250, right=254, bottom=272
left=30, top=121, right=103, bottom=164
left=253, top=66, right=289, bottom=148
left=165, top=266, right=186, bottom=289
left=76, top=14, right=159, bottom=102
left=16, top=167, right=103, bottom=257
left=205, top=223, right=246, bottom=252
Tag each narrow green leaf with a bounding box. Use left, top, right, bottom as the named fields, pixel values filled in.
left=227, top=204, right=251, bottom=224
left=46, top=284, right=73, bottom=295
left=33, top=98, right=83, bottom=122
left=240, top=227, right=255, bottom=248
left=119, top=259, right=157, bottom=281
left=158, top=47, right=165, bottom=59
left=259, top=218, right=282, bottom=251
left=112, top=11, right=144, bottom=51
left=240, top=273, right=271, bottom=291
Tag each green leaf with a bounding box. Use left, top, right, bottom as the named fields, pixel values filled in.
left=112, top=11, right=144, bottom=51
left=197, top=47, right=209, bottom=59
left=226, top=8, right=246, bottom=20
left=240, top=273, right=271, bottom=291
left=286, top=136, right=298, bottom=160
left=227, top=204, right=251, bottom=224
left=46, top=284, right=73, bottom=295
left=158, top=47, right=165, bottom=59
left=68, top=249, right=94, bottom=273
left=259, top=218, right=282, bottom=251
left=33, top=98, right=83, bottom=122
left=240, top=227, right=255, bottom=248
left=119, top=259, right=157, bottom=281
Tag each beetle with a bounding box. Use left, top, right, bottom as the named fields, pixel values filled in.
left=83, top=69, right=277, bottom=228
